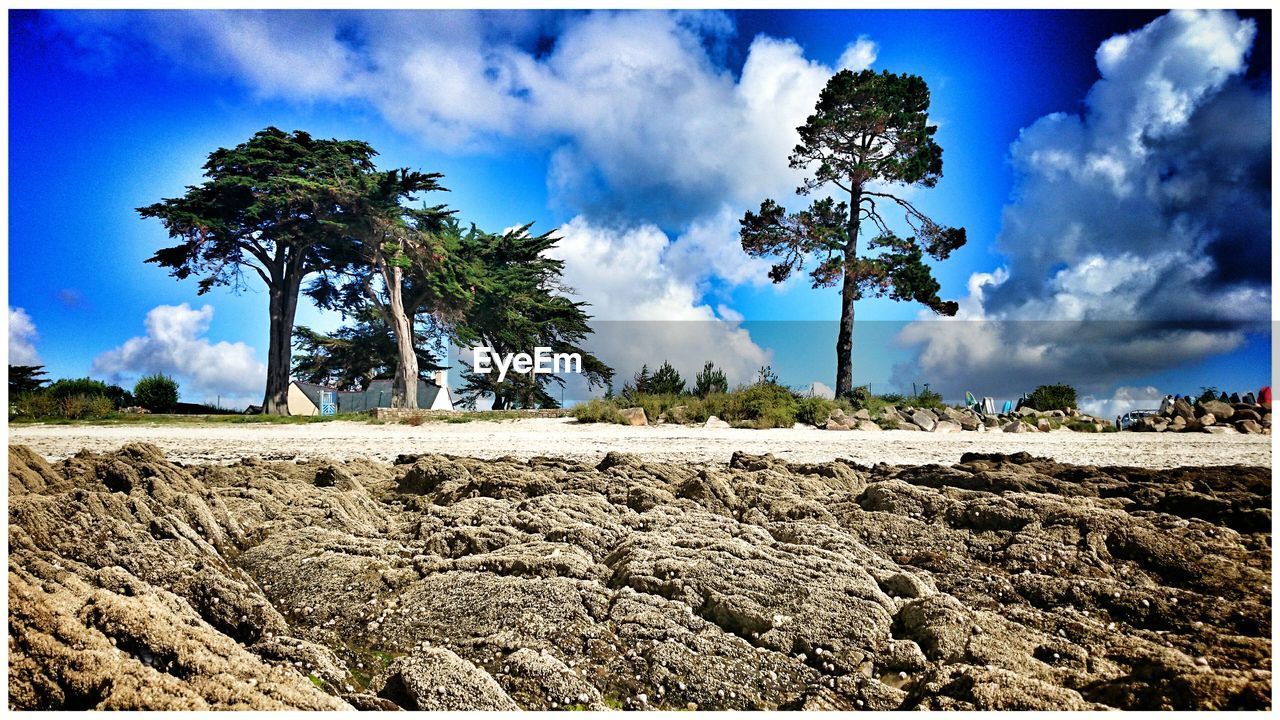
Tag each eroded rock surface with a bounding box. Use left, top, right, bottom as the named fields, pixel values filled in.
left=8, top=443, right=1271, bottom=710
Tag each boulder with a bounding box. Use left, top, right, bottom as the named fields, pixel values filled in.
left=665, top=405, right=690, bottom=424
left=932, top=420, right=962, bottom=434
left=379, top=648, right=518, bottom=711
left=1196, top=400, right=1234, bottom=421
left=619, top=407, right=648, bottom=426
left=1003, top=421, right=1031, bottom=433
left=1169, top=416, right=1187, bottom=431
left=896, top=420, right=921, bottom=431
left=852, top=408, right=872, bottom=421
left=1235, top=419, right=1263, bottom=435
left=703, top=415, right=731, bottom=429
left=956, top=413, right=982, bottom=431
left=121, top=406, right=150, bottom=415
left=981, top=416, right=1001, bottom=429
left=1172, top=397, right=1196, bottom=421
left=1233, top=408, right=1262, bottom=423
left=1036, top=419, right=1053, bottom=433
left=1199, top=413, right=1217, bottom=427
left=1016, top=406, right=1039, bottom=418
left=856, top=420, right=881, bottom=432
left=1203, top=425, right=1236, bottom=434
left=910, top=410, right=938, bottom=432
left=824, top=418, right=853, bottom=431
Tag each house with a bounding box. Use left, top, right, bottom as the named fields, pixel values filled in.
left=287, top=370, right=454, bottom=416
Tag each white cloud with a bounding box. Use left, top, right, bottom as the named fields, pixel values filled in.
left=92, top=303, right=266, bottom=405
left=807, top=381, right=836, bottom=400
left=896, top=10, right=1269, bottom=400
left=8, top=307, right=41, bottom=366
left=555, top=216, right=771, bottom=387
left=1079, top=385, right=1165, bottom=419
left=837, top=35, right=877, bottom=71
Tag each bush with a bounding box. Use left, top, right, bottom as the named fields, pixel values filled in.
left=10, top=392, right=59, bottom=420
left=796, top=396, right=842, bottom=426
left=1025, top=383, right=1077, bottom=412
left=134, top=374, right=179, bottom=412
left=572, top=398, right=626, bottom=424
left=61, top=394, right=114, bottom=420
left=725, top=382, right=798, bottom=428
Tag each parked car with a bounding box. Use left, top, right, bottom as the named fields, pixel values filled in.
left=1118, top=409, right=1158, bottom=430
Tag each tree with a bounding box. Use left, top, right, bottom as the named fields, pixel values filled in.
left=693, top=361, right=728, bottom=397
left=293, top=314, right=448, bottom=392
left=648, top=361, right=686, bottom=395
left=139, top=128, right=377, bottom=414
left=741, top=70, right=966, bottom=398
left=625, top=365, right=652, bottom=396
left=454, top=226, right=613, bottom=409
left=8, top=365, right=47, bottom=396
left=1025, top=383, right=1077, bottom=412
left=134, top=374, right=179, bottom=412
left=308, top=174, right=479, bottom=409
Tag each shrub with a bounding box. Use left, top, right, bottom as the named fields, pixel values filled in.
left=726, top=382, right=797, bottom=428
left=1025, top=383, right=1077, bottom=412
left=134, top=374, right=179, bottom=412
left=403, top=414, right=425, bottom=427
left=796, top=396, right=841, bottom=426
left=693, top=361, right=728, bottom=397
left=572, top=398, right=626, bottom=424
left=61, top=394, right=114, bottom=420
left=10, top=392, right=59, bottom=420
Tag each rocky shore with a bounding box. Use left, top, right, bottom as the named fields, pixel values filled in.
left=9, top=443, right=1271, bottom=710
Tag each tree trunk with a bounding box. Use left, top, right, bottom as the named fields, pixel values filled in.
left=262, top=273, right=301, bottom=415
left=385, top=265, right=419, bottom=409
left=834, top=187, right=862, bottom=398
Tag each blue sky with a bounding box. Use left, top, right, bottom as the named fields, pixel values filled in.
left=7, top=9, right=1272, bottom=415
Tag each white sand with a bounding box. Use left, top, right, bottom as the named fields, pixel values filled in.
left=8, top=418, right=1270, bottom=468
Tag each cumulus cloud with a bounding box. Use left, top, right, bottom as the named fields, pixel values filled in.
left=1078, top=385, right=1165, bottom=419
left=48, top=10, right=865, bottom=391
left=554, top=216, right=772, bottom=386
left=896, top=10, right=1270, bottom=400
left=9, top=307, right=42, bottom=365
left=92, top=304, right=266, bottom=405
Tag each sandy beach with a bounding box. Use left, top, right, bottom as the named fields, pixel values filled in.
left=8, top=417, right=1271, bottom=468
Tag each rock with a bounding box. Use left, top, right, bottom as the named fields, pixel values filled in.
left=1196, top=400, right=1234, bottom=421
left=1172, top=397, right=1196, bottom=421
left=662, top=405, right=690, bottom=424
left=896, top=421, right=921, bottom=431
left=121, top=406, right=151, bottom=414
left=932, top=420, right=962, bottom=434
left=1016, top=407, right=1039, bottom=418
left=8, top=444, right=1272, bottom=711
left=1003, top=421, right=1030, bottom=433
left=852, top=408, right=872, bottom=421
left=1233, top=408, right=1262, bottom=423
left=1235, top=419, right=1262, bottom=435
left=619, top=407, right=648, bottom=426
left=825, top=418, right=853, bottom=431
left=378, top=648, right=518, bottom=711
left=1169, top=416, right=1187, bottom=431
left=704, top=416, right=731, bottom=429
left=1199, top=413, right=1217, bottom=427
left=956, top=414, right=982, bottom=431
left=856, top=420, right=881, bottom=432
left=1203, top=425, right=1236, bottom=434
left=1036, top=419, right=1053, bottom=433
left=879, top=407, right=905, bottom=425
left=910, top=410, right=937, bottom=432
left=981, top=416, right=1000, bottom=429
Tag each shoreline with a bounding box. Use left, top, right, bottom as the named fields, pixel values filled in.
left=9, top=417, right=1271, bottom=469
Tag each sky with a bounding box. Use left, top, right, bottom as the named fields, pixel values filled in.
left=6, top=9, right=1273, bottom=416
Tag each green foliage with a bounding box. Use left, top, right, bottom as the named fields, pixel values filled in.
left=907, top=388, right=945, bottom=410
left=1197, top=386, right=1220, bottom=403
left=648, top=361, right=686, bottom=396
left=452, top=225, right=614, bottom=410
left=796, top=395, right=843, bottom=426
left=293, top=313, right=445, bottom=392
left=9, top=392, right=59, bottom=420
left=9, top=365, right=48, bottom=396
left=625, top=365, right=652, bottom=396
left=572, top=398, right=627, bottom=424
left=755, top=365, right=781, bottom=385
left=740, top=69, right=965, bottom=396
left=134, top=374, right=180, bottom=412
left=44, top=377, right=133, bottom=408
left=693, top=361, right=728, bottom=397
left=1025, top=383, right=1077, bottom=412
